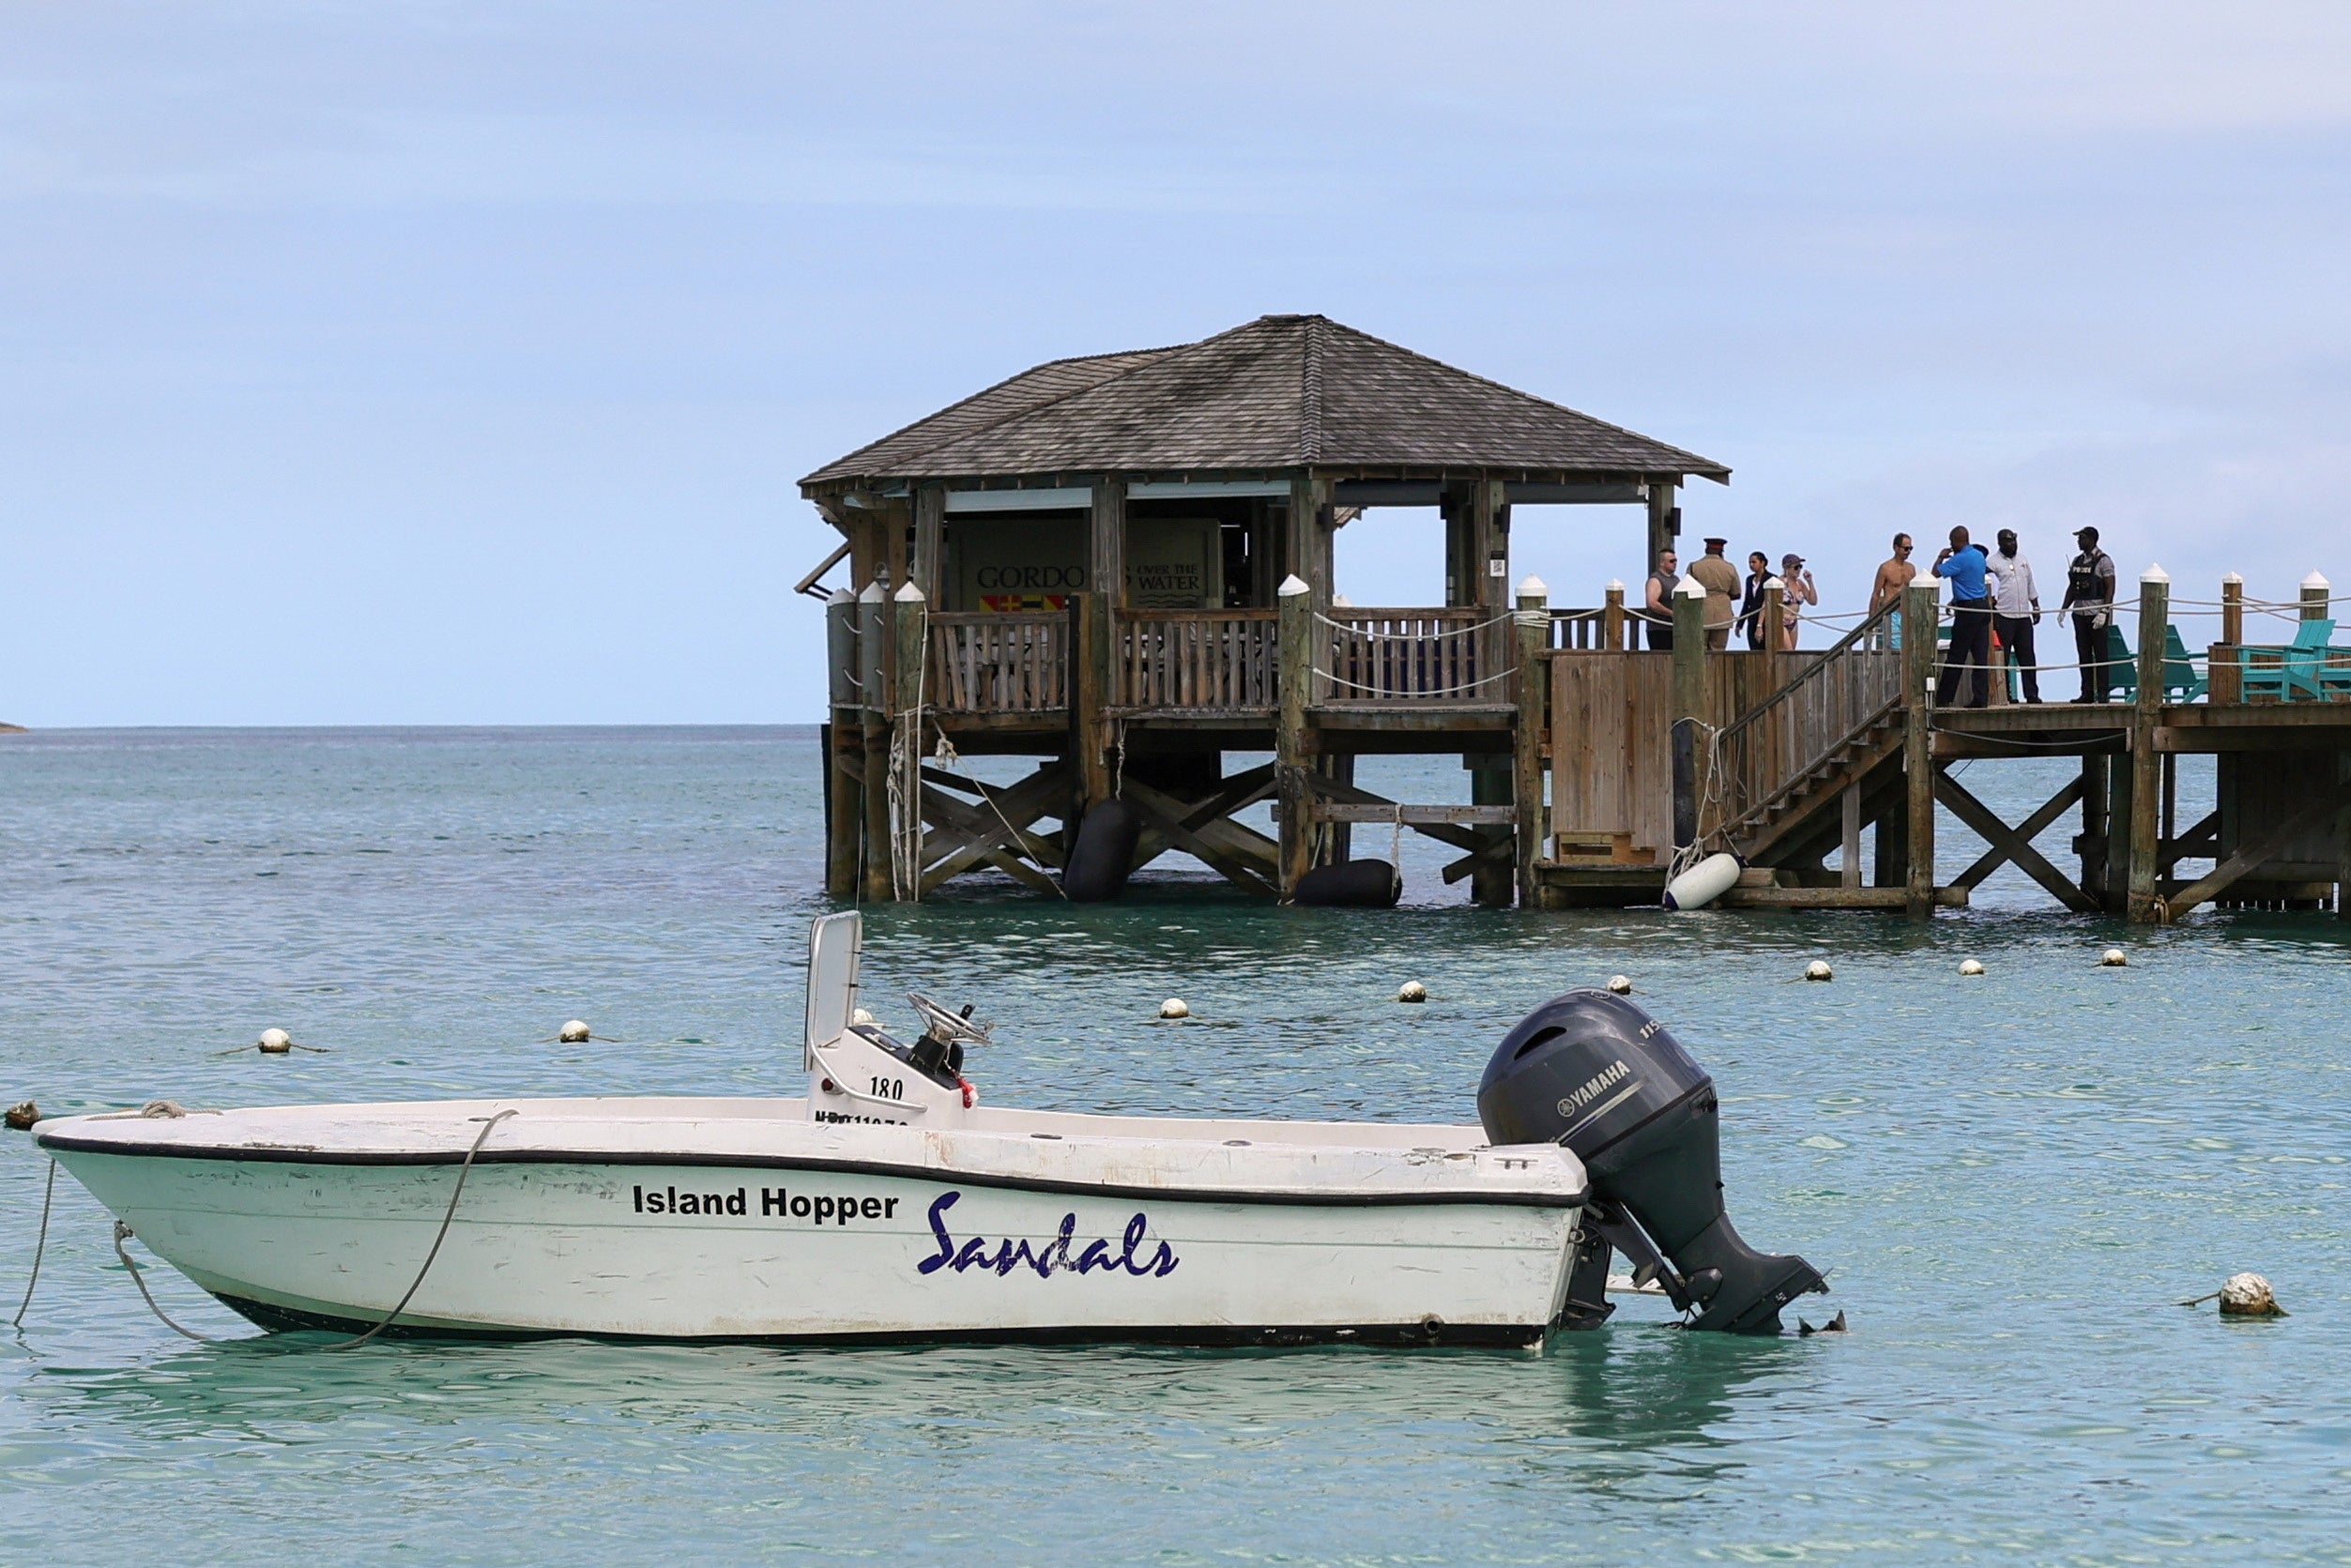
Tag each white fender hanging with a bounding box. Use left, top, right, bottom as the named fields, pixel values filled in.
left=1663, top=851, right=1741, bottom=911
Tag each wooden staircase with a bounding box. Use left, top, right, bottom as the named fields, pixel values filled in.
left=1729, top=706, right=1905, bottom=865
left=1709, top=602, right=1907, bottom=867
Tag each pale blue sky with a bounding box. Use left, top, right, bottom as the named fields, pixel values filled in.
left=5, top=2, right=2348, bottom=723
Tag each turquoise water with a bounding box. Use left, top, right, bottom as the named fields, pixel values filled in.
left=2, top=727, right=2345, bottom=1565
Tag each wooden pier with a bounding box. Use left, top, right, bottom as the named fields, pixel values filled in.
left=801, top=314, right=2351, bottom=922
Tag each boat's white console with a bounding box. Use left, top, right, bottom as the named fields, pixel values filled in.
left=803, top=911, right=980, bottom=1129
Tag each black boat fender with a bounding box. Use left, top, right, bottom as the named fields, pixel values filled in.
left=1061, top=799, right=1143, bottom=902
left=1290, top=860, right=1402, bottom=907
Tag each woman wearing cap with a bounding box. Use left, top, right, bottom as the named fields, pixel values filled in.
left=1779, top=554, right=1817, bottom=647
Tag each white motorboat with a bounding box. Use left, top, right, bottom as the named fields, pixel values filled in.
left=38, top=913, right=1824, bottom=1347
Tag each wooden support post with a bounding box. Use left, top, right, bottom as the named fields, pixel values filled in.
left=2210, top=571, right=2245, bottom=705
left=912, top=483, right=946, bottom=603
left=1671, top=577, right=1706, bottom=853
left=1645, top=480, right=1679, bottom=586
left=1070, top=590, right=1112, bottom=813
left=2301, top=571, right=2329, bottom=622
left=858, top=582, right=892, bottom=903
left=1514, top=577, right=1550, bottom=907
left=1288, top=474, right=1327, bottom=609
left=1476, top=479, right=1510, bottom=613
left=1874, top=798, right=1907, bottom=888
left=824, top=591, right=860, bottom=896
left=1901, top=579, right=1938, bottom=919
left=1841, top=784, right=1863, bottom=889
left=891, top=582, right=928, bottom=901
left=1603, top=581, right=1626, bottom=650
left=2127, top=567, right=2167, bottom=922
left=1763, top=582, right=1786, bottom=657
left=1092, top=478, right=1127, bottom=610
left=1276, top=573, right=1313, bottom=897
left=2076, top=754, right=2108, bottom=906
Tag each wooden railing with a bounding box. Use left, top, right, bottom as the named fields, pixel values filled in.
left=1714, top=602, right=1902, bottom=834
left=1319, top=608, right=1509, bottom=703
left=1119, top=610, right=1279, bottom=709
left=927, top=612, right=1068, bottom=713
left=1547, top=607, right=1611, bottom=649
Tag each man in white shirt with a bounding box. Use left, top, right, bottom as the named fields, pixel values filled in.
left=1987, top=528, right=2042, bottom=704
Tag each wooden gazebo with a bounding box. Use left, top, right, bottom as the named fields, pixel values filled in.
left=801, top=312, right=1730, bottom=905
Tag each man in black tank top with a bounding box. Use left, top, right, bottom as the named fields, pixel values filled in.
left=2061, top=526, right=2117, bottom=701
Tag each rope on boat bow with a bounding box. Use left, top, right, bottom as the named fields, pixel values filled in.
left=111, top=1106, right=519, bottom=1348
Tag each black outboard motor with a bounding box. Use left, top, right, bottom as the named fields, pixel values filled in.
left=1478, top=990, right=1826, bottom=1333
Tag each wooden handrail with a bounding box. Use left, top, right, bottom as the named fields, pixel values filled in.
left=1713, top=601, right=1904, bottom=839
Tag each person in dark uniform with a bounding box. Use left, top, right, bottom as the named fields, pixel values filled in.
left=2061, top=526, right=2117, bottom=701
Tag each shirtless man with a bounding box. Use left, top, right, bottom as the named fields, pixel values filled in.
left=1870, top=533, right=1916, bottom=615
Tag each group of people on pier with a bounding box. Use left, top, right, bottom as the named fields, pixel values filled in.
left=1637, top=525, right=2124, bottom=705
left=1640, top=539, right=1818, bottom=652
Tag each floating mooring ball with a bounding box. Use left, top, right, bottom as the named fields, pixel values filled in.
left=2220, top=1272, right=2286, bottom=1317
left=1606, top=975, right=1634, bottom=994
left=558, top=1020, right=592, bottom=1043
left=1804, top=960, right=1833, bottom=982
left=2100, top=948, right=2128, bottom=967
left=4, top=1101, right=38, bottom=1131
left=1958, top=959, right=1986, bottom=977
left=257, top=1028, right=295, bottom=1055
left=852, top=1008, right=876, bottom=1027
left=1397, top=982, right=1427, bottom=1003
left=1158, top=998, right=1190, bottom=1020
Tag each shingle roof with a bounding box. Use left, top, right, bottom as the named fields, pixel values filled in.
left=800, top=314, right=1727, bottom=489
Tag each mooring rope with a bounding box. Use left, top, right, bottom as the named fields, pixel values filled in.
left=111, top=1107, right=517, bottom=1348
left=12, top=1160, right=56, bottom=1329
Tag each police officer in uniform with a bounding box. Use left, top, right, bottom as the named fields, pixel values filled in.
left=2061, top=526, right=2117, bottom=702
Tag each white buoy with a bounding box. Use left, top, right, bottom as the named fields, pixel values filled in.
left=1959, top=958, right=1985, bottom=976
left=2100, top=948, right=2127, bottom=967
left=1606, top=975, right=1633, bottom=995
left=558, top=1019, right=591, bottom=1043
left=2219, top=1272, right=2285, bottom=1317
left=1804, top=960, right=1833, bottom=982
left=851, top=1007, right=876, bottom=1027
left=1397, top=982, right=1427, bottom=1003
left=1158, top=998, right=1190, bottom=1020
left=257, top=1028, right=294, bottom=1055
left=1663, top=851, right=1741, bottom=911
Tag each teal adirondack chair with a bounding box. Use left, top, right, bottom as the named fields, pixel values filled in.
left=2162, top=626, right=2207, bottom=701
left=2099, top=625, right=2136, bottom=701
left=2101, top=624, right=2210, bottom=701
left=2237, top=618, right=2338, bottom=702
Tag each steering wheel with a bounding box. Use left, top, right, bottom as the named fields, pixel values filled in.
left=906, top=992, right=991, bottom=1047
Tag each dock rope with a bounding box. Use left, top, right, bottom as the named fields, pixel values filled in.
left=12, top=1160, right=56, bottom=1329
left=110, top=1107, right=517, bottom=1348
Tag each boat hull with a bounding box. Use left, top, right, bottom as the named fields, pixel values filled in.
left=55, top=1147, right=1582, bottom=1347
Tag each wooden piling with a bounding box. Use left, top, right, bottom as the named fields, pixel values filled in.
left=1602, top=582, right=1626, bottom=650
left=2127, top=569, right=2167, bottom=922
left=858, top=582, right=892, bottom=903
left=1276, top=574, right=1313, bottom=897
left=2301, top=571, right=2330, bottom=622
left=1514, top=579, right=1550, bottom=907
left=893, top=582, right=929, bottom=901
left=1902, top=579, right=1938, bottom=920
left=824, top=592, right=860, bottom=896
left=1671, top=579, right=1706, bottom=853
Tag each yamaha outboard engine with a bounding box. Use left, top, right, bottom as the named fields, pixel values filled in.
left=1478, top=990, right=1826, bottom=1333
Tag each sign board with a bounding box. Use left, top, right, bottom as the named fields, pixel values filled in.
left=947, top=517, right=1224, bottom=611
